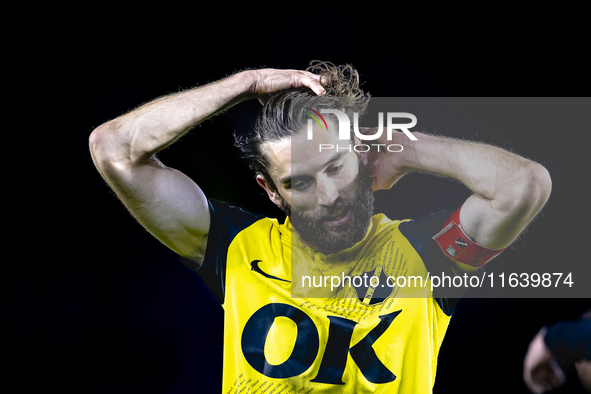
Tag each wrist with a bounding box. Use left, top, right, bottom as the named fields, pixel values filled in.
left=229, top=70, right=259, bottom=102
left=238, top=69, right=273, bottom=101
left=243, top=69, right=260, bottom=99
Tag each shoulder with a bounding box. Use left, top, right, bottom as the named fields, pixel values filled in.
left=377, top=209, right=462, bottom=316
left=178, top=200, right=276, bottom=304
left=179, top=200, right=266, bottom=270
left=370, top=209, right=457, bottom=248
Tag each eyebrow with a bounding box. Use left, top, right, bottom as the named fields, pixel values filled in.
left=280, top=151, right=347, bottom=187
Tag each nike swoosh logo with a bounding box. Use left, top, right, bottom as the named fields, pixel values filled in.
left=250, top=260, right=291, bottom=283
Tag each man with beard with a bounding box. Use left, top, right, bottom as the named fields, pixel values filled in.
left=89, top=62, right=552, bottom=393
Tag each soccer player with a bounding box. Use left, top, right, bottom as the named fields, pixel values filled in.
left=89, top=61, right=552, bottom=393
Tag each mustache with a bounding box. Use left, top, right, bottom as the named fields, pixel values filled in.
left=292, top=198, right=353, bottom=222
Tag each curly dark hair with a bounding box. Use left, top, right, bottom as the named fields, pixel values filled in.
left=234, top=60, right=370, bottom=191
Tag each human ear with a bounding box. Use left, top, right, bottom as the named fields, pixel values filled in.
left=256, top=174, right=284, bottom=207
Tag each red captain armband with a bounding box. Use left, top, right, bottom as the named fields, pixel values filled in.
left=432, top=207, right=507, bottom=267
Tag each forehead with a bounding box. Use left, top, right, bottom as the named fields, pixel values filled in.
left=261, top=122, right=352, bottom=181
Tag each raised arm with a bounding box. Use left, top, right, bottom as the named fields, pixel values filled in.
left=367, top=130, right=552, bottom=251
left=89, top=69, right=324, bottom=266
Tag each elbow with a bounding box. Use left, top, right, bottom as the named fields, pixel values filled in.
left=89, top=120, right=118, bottom=155
left=503, top=162, right=552, bottom=217
left=89, top=122, right=110, bottom=158
left=89, top=120, right=132, bottom=176
left=90, top=119, right=153, bottom=172
left=495, top=162, right=552, bottom=215
left=525, top=162, right=552, bottom=209
left=89, top=122, right=114, bottom=170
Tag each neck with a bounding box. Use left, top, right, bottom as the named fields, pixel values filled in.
left=296, top=231, right=336, bottom=254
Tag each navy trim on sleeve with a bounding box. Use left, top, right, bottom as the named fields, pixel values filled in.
left=398, top=207, right=461, bottom=316
left=544, top=318, right=591, bottom=364
left=178, top=199, right=262, bottom=304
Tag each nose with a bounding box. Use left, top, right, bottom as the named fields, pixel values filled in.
left=317, top=177, right=340, bottom=207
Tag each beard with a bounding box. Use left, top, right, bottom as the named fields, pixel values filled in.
left=278, top=164, right=375, bottom=254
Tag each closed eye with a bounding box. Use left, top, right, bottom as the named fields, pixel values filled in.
left=286, top=176, right=314, bottom=191
left=327, top=165, right=342, bottom=175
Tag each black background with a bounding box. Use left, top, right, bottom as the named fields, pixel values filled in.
left=8, top=9, right=590, bottom=393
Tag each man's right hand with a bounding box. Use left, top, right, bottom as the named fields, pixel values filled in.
left=249, top=68, right=325, bottom=104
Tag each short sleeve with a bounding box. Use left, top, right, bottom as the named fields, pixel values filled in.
left=178, top=199, right=262, bottom=304
left=398, top=207, right=462, bottom=316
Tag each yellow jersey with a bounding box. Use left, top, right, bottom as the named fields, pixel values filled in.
left=180, top=200, right=461, bottom=393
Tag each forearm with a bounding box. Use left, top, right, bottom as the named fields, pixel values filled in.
left=90, top=70, right=255, bottom=168
left=396, top=132, right=552, bottom=247
left=399, top=133, right=544, bottom=200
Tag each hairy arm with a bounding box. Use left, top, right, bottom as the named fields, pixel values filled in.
left=89, top=69, right=324, bottom=266
left=369, top=131, right=552, bottom=250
